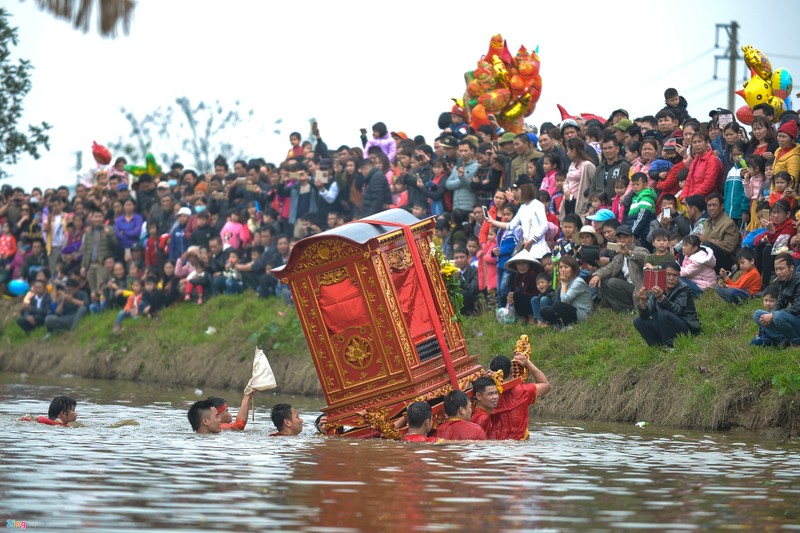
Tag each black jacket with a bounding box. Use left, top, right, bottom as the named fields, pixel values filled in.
left=361, top=168, right=391, bottom=217
left=775, top=271, right=800, bottom=316
left=638, top=280, right=700, bottom=333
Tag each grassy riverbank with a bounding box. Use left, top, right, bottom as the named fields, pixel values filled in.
left=1, top=292, right=798, bottom=437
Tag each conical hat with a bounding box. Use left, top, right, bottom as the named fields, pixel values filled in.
left=504, top=248, right=542, bottom=273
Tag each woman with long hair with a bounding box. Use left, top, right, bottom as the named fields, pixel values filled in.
left=538, top=255, right=593, bottom=328
left=560, top=137, right=597, bottom=217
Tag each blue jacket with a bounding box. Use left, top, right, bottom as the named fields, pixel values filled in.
left=169, top=223, right=189, bottom=263
left=723, top=164, right=750, bottom=220
left=497, top=226, right=523, bottom=271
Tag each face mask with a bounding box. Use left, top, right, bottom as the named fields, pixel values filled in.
left=168, top=179, right=178, bottom=188
left=195, top=205, right=206, bottom=213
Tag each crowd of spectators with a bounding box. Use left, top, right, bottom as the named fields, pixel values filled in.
left=2, top=89, right=800, bottom=347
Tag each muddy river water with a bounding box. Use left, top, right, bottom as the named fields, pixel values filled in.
left=1, top=372, right=798, bottom=532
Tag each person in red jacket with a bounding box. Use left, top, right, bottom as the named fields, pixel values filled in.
left=433, top=391, right=487, bottom=441
left=21, top=396, right=77, bottom=426
left=683, top=132, right=723, bottom=199
left=400, top=402, right=441, bottom=443
left=488, top=353, right=552, bottom=440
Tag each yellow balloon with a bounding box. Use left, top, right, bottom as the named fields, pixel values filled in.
left=741, top=45, right=772, bottom=80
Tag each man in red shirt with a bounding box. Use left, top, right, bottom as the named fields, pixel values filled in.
left=470, top=376, right=499, bottom=436
left=489, top=353, right=551, bottom=440
left=209, top=392, right=254, bottom=431
left=433, top=391, right=487, bottom=440
left=270, top=403, right=304, bottom=436
left=401, top=401, right=441, bottom=443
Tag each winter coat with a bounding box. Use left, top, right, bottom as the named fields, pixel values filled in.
left=363, top=134, right=397, bottom=163
left=361, top=168, right=392, bottom=217
left=680, top=245, right=717, bottom=290
left=445, top=160, right=479, bottom=212
left=723, top=164, right=750, bottom=220
left=555, top=276, right=593, bottom=322
left=508, top=199, right=550, bottom=259
left=684, top=150, right=723, bottom=198
left=701, top=213, right=741, bottom=254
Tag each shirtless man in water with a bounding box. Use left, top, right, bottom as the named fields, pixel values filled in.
left=269, top=403, right=303, bottom=436
left=187, top=399, right=222, bottom=434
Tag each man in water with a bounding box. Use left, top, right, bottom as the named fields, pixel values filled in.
left=433, top=390, right=487, bottom=441
left=270, top=403, right=303, bottom=436
left=22, top=396, right=77, bottom=426
left=470, top=376, right=500, bottom=436
left=489, top=353, right=551, bottom=440
left=401, top=401, right=440, bottom=443
left=208, top=392, right=254, bottom=431
left=188, top=399, right=222, bottom=434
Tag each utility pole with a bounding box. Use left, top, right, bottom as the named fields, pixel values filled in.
left=713, top=21, right=739, bottom=112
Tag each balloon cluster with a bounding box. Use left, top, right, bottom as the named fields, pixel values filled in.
left=736, top=45, right=793, bottom=125
left=456, top=34, right=542, bottom=134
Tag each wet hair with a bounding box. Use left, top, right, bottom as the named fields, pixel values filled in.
left=406, top=401, right=433, bottom=429
left=271, top=403, right=294, bottom=431
left=651, top=228, right=671, bottom=241
left=490, top=355, right=512, bottom=379
left=208, top=397, right=227, bottom=411
left=187, top=399, right=215, bottom=432
left=443, top=390, right=469, bottom=417
left=48, top=396, right=76, bottom=420
left=472, top=376, right=497, bottom=396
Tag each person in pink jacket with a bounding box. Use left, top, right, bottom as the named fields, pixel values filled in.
left=683, top=132, right=723, bottom=198
left=477, top=226, right=498, bottom=299
left=679, top=234, right=717, bottom=296
left=363, top=121, right=397, bottom=163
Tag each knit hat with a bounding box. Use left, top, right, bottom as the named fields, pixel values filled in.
left=778, top=120, right=798, bottom=139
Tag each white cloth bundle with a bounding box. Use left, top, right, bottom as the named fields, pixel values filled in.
left=244, top=347, right=277, bottom=395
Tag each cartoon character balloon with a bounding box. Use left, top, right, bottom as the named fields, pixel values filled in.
left=737, top=45, right=793, bottom=124
left=125, top=153, right=163, bottom=178
left=455, top=34, right=543, bottom=134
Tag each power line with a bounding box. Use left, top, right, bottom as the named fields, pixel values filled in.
left=693, top=87, right=727, bottom=106
left=642, top=47, right=715, bottom=86
left=763, top=52, right=800, bottom=61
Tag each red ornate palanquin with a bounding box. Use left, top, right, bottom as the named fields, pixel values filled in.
left=273, top=209, right=483, bottom=437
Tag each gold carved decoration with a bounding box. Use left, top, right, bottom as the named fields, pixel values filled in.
left=386, top=247, right=413, bottom=271
left=296, top=240, right=359, bottom=270
left=358, top=406, right=403, bottom=440
left=317, top=267, right=349, bottom=286
left=344, top=337, right=373, bottom=369
left=513, top=334, right=531, bottom=381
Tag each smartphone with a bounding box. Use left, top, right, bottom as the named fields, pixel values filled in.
left=315, top=170, right=329, bottom=184
left=718, top=113, right=734, bottom=128
left=663, top=208, right=671, bottom=218
left=482, top=206, right=489, bottom=219
left=289, top=171, right=300, bottom=180
left=456, top=157, right=463, bottom=169
left=607, top=242, right=622, bottom=252
left=236, top=177, right=247, bottom=184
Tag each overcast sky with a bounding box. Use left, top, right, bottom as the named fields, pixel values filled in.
left=4, top=0, right=798, bottom=190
